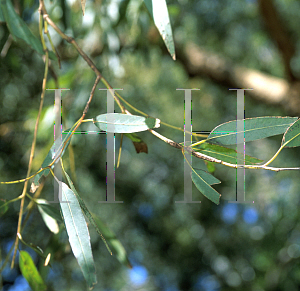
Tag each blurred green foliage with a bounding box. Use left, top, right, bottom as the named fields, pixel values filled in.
left=1, top=0, right=300, bottom=290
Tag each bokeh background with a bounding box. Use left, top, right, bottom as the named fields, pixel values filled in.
left=1, top=0, right=300, bottom=290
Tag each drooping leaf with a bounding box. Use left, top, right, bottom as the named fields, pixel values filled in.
left=194, top=142, right=263, bottom=164
left=61, top=165, right=112, bottom=255
left=0, top=0, right=56, bottom=59
left=93, top=113, right=160, bottom=133
left=60, top=182, right=97, bottom=288
left=61, top=162, right=130, bottom=268
left=191, top=169, right=221, bottom=205
left=37, top=199, right=61, bottom=234
left=33, top=128, right=73, bottom=187
left=207, top=117, right=298, bottom=145
left=91, top=213, right=132, bottom=268
left=282, top=118, right=300, bottom=148
left=124, top=133, right=148, bottom=153
left=19, top=250, right=47, bottom=291
left=143, top=0, right=176, bottom=60
left=36, top=199, right=63, bottom=223
left=194, top=169, right=221, bottom=185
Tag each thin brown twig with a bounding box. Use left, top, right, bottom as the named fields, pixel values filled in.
left=51, top=76, right=101, bottom=168
left=39, top=0, right=126, bottom=114
left=149, top=129, right=300, bottom=172
left=0, top=182, right=45, bottom=273
left=0, top=34, right=13, bottom=58
left=37, top=0, right=300, bottom=177
left=10, top=25, right=49, bottom=270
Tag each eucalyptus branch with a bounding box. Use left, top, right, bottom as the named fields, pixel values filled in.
left=3, top=76, right=102, bottom=187
left=39, top=0, right=126, bottom=114
left=1, top=183, right=45, bottom=274
left=1, top=75, right=99, bottom=188
left=39, top=0, right=207, bottom=142
left=149, top=129, right=300, bottom=172
left=116, top=92, right=207, bottom=137
left=11, top=15, right=50, bottom=266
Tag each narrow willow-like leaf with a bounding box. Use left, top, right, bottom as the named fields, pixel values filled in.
left=93, top=113, right=160, bottom=133
left=0, top=0, right=56, bottom=59
left=61, top=166, right=112, bottom=255
left=194, top=142, right=263, bottom=164
left=91, top=213, right=132, bottom=268
left=191, top=169, right=221, bottom=205
left=60, top=182, right=97, bottom=289
left=36, top=199, right=63, bottom=223
left=282, top=118, right=300, bottom=148
left=124, top=133, right=148, bottom=153
left=37, top=199, right=61, bottom=234
left=33, top=129, right=73, bottom=187
left=143, top=0, right=176, bottom=60
left=19, top=250, right=47, bottom=291
left=194, top=169, right=221, bottom=185
left=207, top=117, right=298, bottom=145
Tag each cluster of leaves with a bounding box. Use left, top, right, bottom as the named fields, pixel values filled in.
left=0, top=0, right=175, bottom=288
left=1, top=0, right=300, bottom=290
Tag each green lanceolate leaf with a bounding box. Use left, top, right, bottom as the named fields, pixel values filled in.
left=33, top=129, right=73, bottom=187
left=191, top=169, right=221, bottom=205
left=19, top=250, right=47, bottom=291
left=37, top=199, right=61, bottom=234
left=36, top=199, right=63, bottom=223
left=61, top=165, right=112, bottom=255
left=93, top=113, right=160, bottom=133
left=207, top=116, right=298, bottom=145
left=61, top=161, right=130, bottom=267
left=282, top=118, right=300, bottom=148
left=194, top=142, right=263, bottom=165
left=0, top=0, right=56, bottom=59
left=124, top=133, right=148, bottom=153
left=60, top=182, right=97, bottom=289
left=143, top=0, right=176, bottom=60
left=92, top=213, right=132, bottom=268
